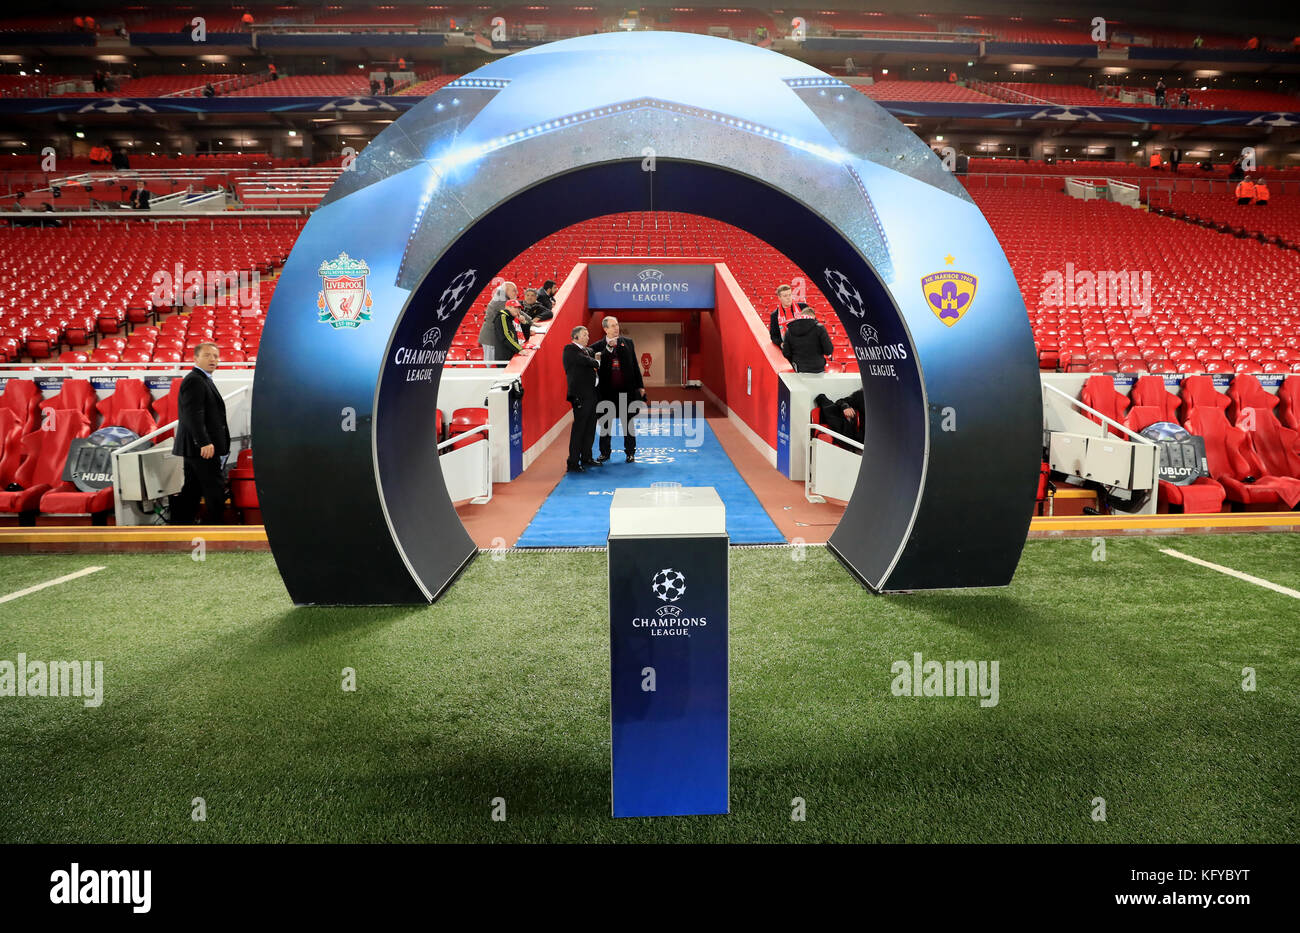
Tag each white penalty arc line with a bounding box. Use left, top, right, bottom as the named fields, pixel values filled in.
left=1159, top=549, right=1300, bottom=600
left=0, top=566, right=107, bottom=605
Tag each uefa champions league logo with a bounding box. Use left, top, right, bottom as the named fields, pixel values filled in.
left=434, top=269, right=478, bottom=321
left=651, top=568, right=686, bottom=603
left=823, top=268, right=866, bottom=318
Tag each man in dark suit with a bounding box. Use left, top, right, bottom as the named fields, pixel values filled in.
left=562, top=325, right=601, bottom=473
left=170, top=342, right=231, bottom=524
left=592, top=316, right=646, bottom=463
left=129, top=181, right=150, bottom=210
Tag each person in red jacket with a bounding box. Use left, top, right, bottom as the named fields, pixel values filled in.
left=769, top=283, right=807, bottom=346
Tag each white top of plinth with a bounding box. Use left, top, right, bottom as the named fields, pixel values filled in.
left=608, top=486, right=726, bottom=538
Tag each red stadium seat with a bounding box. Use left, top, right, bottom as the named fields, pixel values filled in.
left=0, top=410, right=92, bottom=521
left=1239, top=408, right=1300, bottom=481
left=151, top=378, right=183, bottom=442
left=1178, top=375, right=1230, bottom=424
left=1126, top=405, right=1225, bottom=513
left=96, top=378, right=153, bottom=426
left=1278, top=377, right=1300, bottom=432
left=1226, top=374, right=1278, bottom=422
left=1186, top=408, right=1300, bottom=509
left=1129, top=375, right=1180, bottom=422
left=39, top=379, right=98, bottom=430
left=1080, top=374, right=1128, bottom=435
left=447, top=407, right=489, bottom=451
left=0, top=379, right=42, bottom=435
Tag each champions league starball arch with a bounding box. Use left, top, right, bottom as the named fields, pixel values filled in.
left=252, top=31, right=1042, bottom=605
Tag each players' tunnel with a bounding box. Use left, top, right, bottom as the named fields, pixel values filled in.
left=252, top=31, right=1042, bottom=605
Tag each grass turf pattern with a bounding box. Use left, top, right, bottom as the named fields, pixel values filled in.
left=0, top=533, right=1296, bottom=843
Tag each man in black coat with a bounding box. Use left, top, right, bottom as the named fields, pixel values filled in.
left=769, top=283, right=808, bottom=346
left=591, top=316, right=646, bottom=463
left=782, top=305, right=833, bottom=373
left=129, top=181, right=151, bottom=210
left=814, top=388, right=865, bottom=444
left=170, top=343, right=231, bottom=524
left=535, top=280, right=557, bottom=316
left=562, top=325, right=601, bottom=473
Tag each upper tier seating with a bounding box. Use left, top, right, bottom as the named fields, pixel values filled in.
left=857, top=81, right=998, bottom=103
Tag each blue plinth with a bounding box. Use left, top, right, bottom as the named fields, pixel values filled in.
left=608, top=533, right=729, bottom=817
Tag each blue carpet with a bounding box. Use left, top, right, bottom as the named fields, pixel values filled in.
left=515, top=414, right=785, bottom=547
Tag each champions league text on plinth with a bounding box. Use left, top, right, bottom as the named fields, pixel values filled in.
left=608, top=487, right=728, bottom=818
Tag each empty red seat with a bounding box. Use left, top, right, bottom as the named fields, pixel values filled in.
left=0, top=379, right=42, bottom=435
left=1279, top=377, right=1300, bottom=432
left=1240, top=407, right=1300, bottom=482
left=1186, top=408, right=1300, bottom=509
left=96, top=378, right=153, bottom=426
left=1178, top=375, right=1229, bottom=424
left=447, top=407, right=489, bottom=451
left=1226, top=374, right=1278, bottom=423
left=1129, top=375, right=1180, bottom=422
left=0, top=410, right=92, bottom=520
left=1126, top=405, right=1225, bottom=513
left=151, top=378, right=183, bottom=442
left=39, top=379, right=97, bottom=430
left=1080, top=374, right=1128, bottom=435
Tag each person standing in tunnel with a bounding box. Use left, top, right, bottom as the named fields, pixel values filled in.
left=782, top=305, right=833, bottom=373
left=769, top=283, right=807, bottom=346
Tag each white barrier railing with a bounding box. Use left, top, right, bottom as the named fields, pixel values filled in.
left=805, top=422, right=863, bottom=504
left=436, top=422, right=492, bottom=504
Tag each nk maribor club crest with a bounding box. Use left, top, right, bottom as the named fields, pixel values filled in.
left=921, top=266, right=977, bottom=327
left=317, top=252, right=374, bottom=329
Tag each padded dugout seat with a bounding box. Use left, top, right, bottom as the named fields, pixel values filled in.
left=39, top=379, right=97, bottom=430
left=1185, top=408, right=1300, bottom=509
left=1129, top=375, right=1180, bottom=423
left=1125, top=404, right=1225, bottom=513
left=96, top=378, right=153, bottom=426
left=1279, top=377, right=1300, bottom=432
left=1080, top=374, right=1128, bottom=435
left=0, top=379, right=42, bottom=435
left=1226, top=374, right=1279, bottom=424
left=0, top=410, right=92, bottom=521
left=1178, top=375, right=1229, bottom=424
left=1240, top=407, right=1300, bottom=482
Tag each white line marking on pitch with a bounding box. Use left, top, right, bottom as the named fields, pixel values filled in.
left=1159, top=549, right=1300, bottom=599
left=0, top=566, right=107, bottom=605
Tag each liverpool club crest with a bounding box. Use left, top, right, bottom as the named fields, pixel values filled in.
left=921, top=269, right=977, bottom=327
left=317, top=252, right=373, bottom=329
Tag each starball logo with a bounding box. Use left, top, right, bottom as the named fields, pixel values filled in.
left=632, top=569, right=707, bottom=637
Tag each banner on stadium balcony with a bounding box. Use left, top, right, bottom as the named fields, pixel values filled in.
left=587, top=264, right=715, bottom=309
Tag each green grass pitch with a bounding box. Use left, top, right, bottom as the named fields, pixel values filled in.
left=0, top=533, right=1296, bottom=843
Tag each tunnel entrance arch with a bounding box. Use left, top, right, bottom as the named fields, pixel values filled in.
left=252, top=32, right=1041, bottom=605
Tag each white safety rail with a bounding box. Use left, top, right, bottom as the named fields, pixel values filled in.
left=805, top=423, right=863, bottom=504
left=234, top=168, right=343, bottom=208
left=436, top=423, right=492, bottom=504
left=1041, top=382, right=1159, bottom=515
left=110, top=385, right=251, bottom=526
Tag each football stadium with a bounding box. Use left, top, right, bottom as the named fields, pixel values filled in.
left=0, top=0, right=1296, bottom=896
